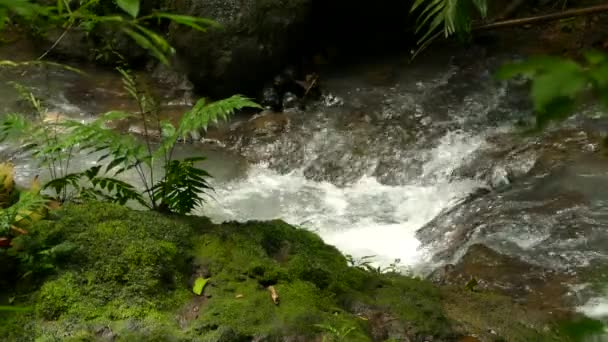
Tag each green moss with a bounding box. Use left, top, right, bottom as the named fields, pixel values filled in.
left=189, top=220, right=452, bottom=340
left=373, top=275, right=450, bottom=337
left=37, top=272, right=81, bottom=320
left=0, top=202, right=569, bottom=341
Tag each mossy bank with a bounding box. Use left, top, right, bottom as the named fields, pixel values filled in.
left=0, top=203, right=583, bottom=341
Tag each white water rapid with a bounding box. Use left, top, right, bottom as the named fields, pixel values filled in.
left=200, top=130, right=486, bottom=271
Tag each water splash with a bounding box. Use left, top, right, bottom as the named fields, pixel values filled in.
left=201, top=130, right=485, bottom=270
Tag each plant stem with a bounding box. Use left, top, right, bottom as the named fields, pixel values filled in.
left=475, top=4, right=608, bottom=31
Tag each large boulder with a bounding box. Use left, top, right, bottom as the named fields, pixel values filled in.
left=167, top=0, right=313, bottom=98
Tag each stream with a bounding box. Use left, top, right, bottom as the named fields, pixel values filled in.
left=1, top=45, right=608, bottom=324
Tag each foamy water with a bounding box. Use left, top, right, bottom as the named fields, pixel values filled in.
left=200, top=130, right=485, bottom=270
left=579, top=296, right=608, bottom=319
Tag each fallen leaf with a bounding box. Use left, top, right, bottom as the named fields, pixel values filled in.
left=192, top=277, right=209, bottom=296
left=268, top=286, right=279, bottom=305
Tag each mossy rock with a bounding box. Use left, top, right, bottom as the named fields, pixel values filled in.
left=0, top=202, right=573, bottom=341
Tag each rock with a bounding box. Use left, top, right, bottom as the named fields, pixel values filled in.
left=322, top=93, right=344, bottom=107
left=489, top=165, right=510, bottom=189
left=168, top=0, right=313, bottom=98
left=261, top=86, right=281, bottom=111
left=281, top=91, right=300, bottom=112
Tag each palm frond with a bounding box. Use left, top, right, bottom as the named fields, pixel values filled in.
left=411, top=0, right=487, bottom=56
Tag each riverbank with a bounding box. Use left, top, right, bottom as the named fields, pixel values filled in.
left=0, top=202, right=595, bottom=341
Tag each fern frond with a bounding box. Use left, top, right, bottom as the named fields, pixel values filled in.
left=61, top=114, right=148, bottom=170
left=43, top=172, right=83, bottom=199
left=177, top=95, right=260, bottom=140
left=88, top=175, right=148, bottom=207
left=0, top=190, right=47, bottom=236
left=0, top=113, right=34, bottom=142
left=411, top=0, right=487, bottom=56
left=152, top=157, right=213, bottom=215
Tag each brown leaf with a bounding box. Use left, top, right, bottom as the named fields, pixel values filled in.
left=268, top=286, right=279, bottom=305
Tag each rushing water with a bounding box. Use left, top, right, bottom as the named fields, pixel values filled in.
left=2, top=47, right=608, bottom=319
left=200, top=132, right=485, bottom=269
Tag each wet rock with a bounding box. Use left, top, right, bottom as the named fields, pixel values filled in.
left=169, top=0, right=313, bottom=98
left=489, top=165, right=510, bottom=189
left=420, top=126, right=608, bottom=318
left=281, top=92, right=301, bottom=112
left=94, top=326, right=116, bottom=341
left=149, top=63, right=195, bottom=106
left=322, top=93, right=344, bottom=107
left=431, top=244, right=577, bottom=314
left=261, top=86, right=281, bottom=111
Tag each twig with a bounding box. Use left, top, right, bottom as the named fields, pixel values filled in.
left=37, top=23, right=74, bottom=61
left=475, top=4, right=608, bottom=31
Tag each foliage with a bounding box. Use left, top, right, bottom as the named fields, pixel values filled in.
left=0, top=0, right=47, bottom=30
left=497, top=51, right=608, bottom=129
left=0, top=163, right=46, bottom=242
left=0, top=202, right=570, bottom=340
left=346, top=254, right=403, bottom=274
left=192, top=276, right=208, bottom=295
left=411, top=0, right=487, bottom=56
left=314, top=323, right=356, bottom=342
left=1, top=0, right=219, bottom=65
left=0, top=72, right=259, bottom=214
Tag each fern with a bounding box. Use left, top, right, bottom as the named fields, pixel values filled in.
left=152, top=157, right=213, bottom=215
left=411, top=0, right=487, bottom=57
left=61, top=112, right=149, bottom=171
left=0, top=113, right=34, bottom=142
left=0, top=190, right=46, bottom=237
left=177, top=95, right=261, bottom=140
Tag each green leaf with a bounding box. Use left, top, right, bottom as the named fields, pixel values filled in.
left=116, top=0, right=140, bottom=18
left=122, top=26, right=169, bottom=65
left=150, top=13, right=219, bottom=32
left=0, top=305, right=32, bottom=312
left=530, top=63, right=587, bottom=113
left=192, top=277, right=208, bottom=295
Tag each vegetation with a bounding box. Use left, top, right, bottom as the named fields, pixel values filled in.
left=0, top=0, right=605, bottom=339
left=411, top=0, right=488, bottom=56
left=0, top=71, right=259, bottom=214
left=0, top=0, right=260, bottom=215
left=498, top=51, right=608, bottom=131
left=0, top=0, right=258, bottom=314
left=1, top=0, right=218, bottom=65
left=0, top=202, right=567, bottom=341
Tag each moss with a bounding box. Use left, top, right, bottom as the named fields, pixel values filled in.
left=0, top=202, right=570, bottom=341
left=441, top=287, right=567, bottom=341
left=0, top=202, right=201, bottom=340
left=372, top=275, right=451, bottom=337
left=189, top=220, right=452, bottom=340
left=37, top=272, right=81, bottom=320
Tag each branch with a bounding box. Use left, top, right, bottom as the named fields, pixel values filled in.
left=475, top=4, right=608, bottom=31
